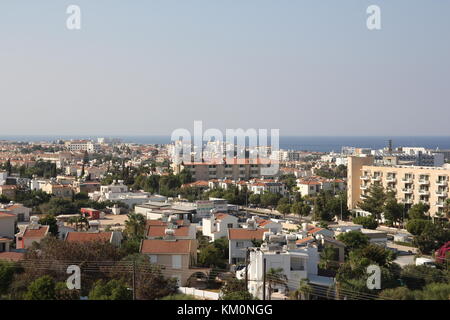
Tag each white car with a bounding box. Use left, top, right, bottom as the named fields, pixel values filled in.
left=415, top=257, right=436, bottom=268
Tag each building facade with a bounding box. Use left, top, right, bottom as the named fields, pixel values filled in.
left=348, top=156, right=450, bottom=217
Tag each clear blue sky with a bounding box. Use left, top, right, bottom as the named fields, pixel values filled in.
left=0, top=1, right=449, bottom=136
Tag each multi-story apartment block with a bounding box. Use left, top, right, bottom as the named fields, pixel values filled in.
left=348, top=156, right=450, bottom=217
left=172, top=158, right=277, bottom=181
left=64, top=140, right=100, bottom=153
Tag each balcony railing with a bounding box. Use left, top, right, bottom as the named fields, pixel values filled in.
left=386, top=177, right=396, bottom=183
left=402, top=188, right=413, bottom=194
left=436, top=180, right=448, bottom=186
left=402, top=178, right=413, bottom=184
left=360, top=176, right=370, bottom=180
left=436, top=191, right=448, bottom=197
left=418, top=190, right=430, bottom=196
left=371, top=176, right=381, bottom=182
left=360, top=185, right=368, bottom=190
left=418, top=179, right=430, bottom=185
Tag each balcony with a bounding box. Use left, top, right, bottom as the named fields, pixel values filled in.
left=371, top=176, right=382, bottom=182
left=403, top=199, right=414, bottom=204
left=436, top=191, right=448, bottom=197
left=435, top=202, right=445, bottom=208
left=418, top=179, right=430, bottom=185
left=402, top=188, right=413, bottom=194
left=418, top=190, right=430, bottom=196
left=419, top=200, right=430, bottom=205
left=436, top=180, right=448, bottom=186
left=360, top=185, right=369, bottom=190
left=360, top=176, right=370, bottom=181
left=386, top=177, right=396, bottom=183
left=402, top=178, right=413, bottom=184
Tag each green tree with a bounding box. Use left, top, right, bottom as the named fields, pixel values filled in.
left=415, top=283, right=450, bottom=300
left=124, top=213, right=146, bottom=239
left=0, top=261, right=16, bottom=296
left=400, top=265, right=449, bottom=290
left=337, top=231, right=369, bottom=253
left=220, top=278, right=254, bottom=300
left=319, top=245, right=338, bottom=270
left=198, top=245, right=225, bottom=268
left=379, top=287, right=415, bottom=300
left=249, top=194, right=261, bottom=206
left=265, top=268, right=288, bottom=300
left=383, top=197, right=404, bottom=227
left=40, top=198, right=77, bottom=215
left=352, top=216, right=379, bottom=229
left=39, top=214, right=59, bottom=236
left=358, top=184, right=386, bottom=220
left=88, top=279, right=132, bottom=300
left=276, top=203, right=291, bottom=217
left=413, top=222, right=449, bottom=254
left=25, top=276, right=56, bottom=300
left=291, top=279, right=312, bottom=300
left=406, top=219, right=431, bottom=236
left=260, top=192, right=281, bottom=208
left=408, top=203, right=430, bottom=220
left=291, top=201, right=311, bottom=220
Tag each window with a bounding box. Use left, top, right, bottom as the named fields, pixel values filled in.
left=227, top=223, right=233, bottom=228
left=291, top=257, right=305, bottom=271
left=148, top=255, right=157, bottom=264
left=172, top=255, right=182, bottom=269
left=236, top=241, right=244, bottom=248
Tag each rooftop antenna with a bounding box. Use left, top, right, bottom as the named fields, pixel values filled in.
left=388, top=139, right=393, bottom=154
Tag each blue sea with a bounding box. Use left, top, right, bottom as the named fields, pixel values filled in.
left=1, top=135, right=449, bottom=153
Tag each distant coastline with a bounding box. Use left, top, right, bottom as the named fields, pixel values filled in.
left=0, top=135, right=449, bottom=153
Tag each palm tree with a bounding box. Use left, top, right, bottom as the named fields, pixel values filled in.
left=68, top=214, right=89, bottom=231
left=290, top=279, right=312, bottom=300
left=298, top=279, right=312, bottom=300
left=265, top=268, right=288, bottom=300
left=319, top=245, right=337, bottom=270
left=443, top=198, right=450, bottom=220
left=125, top=213, right=146, bottom=239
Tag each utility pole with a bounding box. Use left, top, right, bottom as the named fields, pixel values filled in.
left=132, top=260, right=136, bottom=300
left=262, top=258, right=266, bottom=300
left=245, top=248, right=249, bottom=289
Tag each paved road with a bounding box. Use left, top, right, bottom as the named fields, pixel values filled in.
left=240, top=206, right=312, bottom=224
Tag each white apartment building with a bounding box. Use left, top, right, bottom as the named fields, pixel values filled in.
left=172, top=158, right=278, bottom=181
left=236, top=234, right=331, bottom=300
left=202, top=213, right=239, bottom=241
left=65, top=140, right=100, bottom=153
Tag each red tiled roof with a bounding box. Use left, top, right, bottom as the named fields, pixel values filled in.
left=141, top=239, right=194, bottom=254
left=214, top=213, right=231, bottom=220
left=0, top=252, right=25, bottom=262
left=257, top=220, right=273, bottom=227
left=65, top=232, right=112, bottom=243
left=0, top=211, right=16, bottom=218
left=23, top=226, right=49, bottom=238
left=296, top=236, right=314, bottom=245
left=146, top=220, right=167, bottom=227
left=228, top=228, right=266, bottom=240
left=307, top=227, right=324, bottom=235
left=147, top=226, right=190, bottom=237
